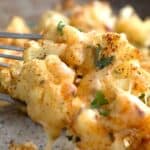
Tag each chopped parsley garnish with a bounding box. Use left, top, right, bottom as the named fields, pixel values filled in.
left=96, top=56, right=114, bottom=69
left=99, top=109, right=110, bottom=116
left=138, top=93, right=147, bottom=104
left=139, top=93, right=145, bottom=100
left=77, top=28, right=83, bottom=32
left=57, top=21, right=66, bottom=35
left=91, top=91, right=110, bottom=116
left=91, top=91, right=108, bottom=108
left=93, top=44, right=114, bottom=69
left=87, top=43, right=114, bottom=69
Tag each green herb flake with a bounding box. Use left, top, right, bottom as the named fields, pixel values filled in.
left=99, top=109, right=110, bottom=116
left=91, top=91, right=110, bottom=117
left=57, top=21, right=66, bottom=35
left=139, top=93, right=145, bottom=103
left=77, top=28, right=83, bottom=32
left=93, top=43, right=114, bottom=69
left=96, top=56, right=114, bottom=69
left=91, top=91, right=109, bottom=109
left=95, top=44, right=102, bottom=53
left=139, top=93, right=145, bottom=100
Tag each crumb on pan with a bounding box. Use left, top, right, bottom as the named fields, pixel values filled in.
left=9, top=141, right=38, bottom=150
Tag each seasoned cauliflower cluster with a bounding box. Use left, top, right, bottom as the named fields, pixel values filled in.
left=0, top=16, right=30, bottom=65
left=115, top=6, right=150, bottom=47
left=0, top=1, right=150, bottom=150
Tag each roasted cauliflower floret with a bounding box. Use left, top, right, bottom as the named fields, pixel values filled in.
left=0, top=55, right=76, bottom=139
left=0, top=16, right=30, bottom=65
left=44, top=21, right=87, bottom=45
left=23, top=40, right=66, bottom=61
left=0, top=16, right=31, bottom=47
left=38, top=11, right=69, bottom=42
left=71, top=79, right=150, bottom=150
left=70, top=1, right=115, bottom=32
left=37, top=11, right=69, bottom=33
left=115, top=6, right=150, bottom=47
